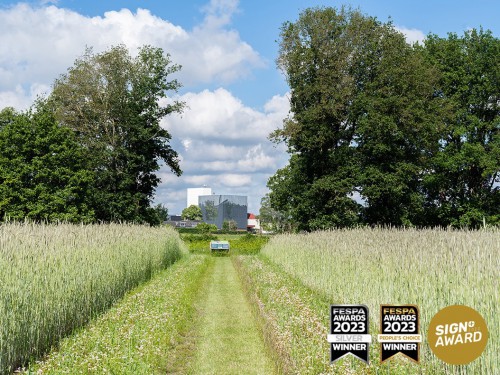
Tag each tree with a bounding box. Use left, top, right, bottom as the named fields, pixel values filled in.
left=354, top=28, right=443, bottom=226
left=259, top=193, right=289, bottom=232
left=152, top=203, right=169, bottom=223
left=270, top=6, right=442, bottom=229
left=0, top=101, right=95, bottom=222
left=49, top=45, right=184, bottom=224
left=222, top=220, right=237, bottom=231
left=423, top=30, right=500, bottom=227
left=271, top=7, right=366, bottom=230
left=182, top=205, right=203, bottom=221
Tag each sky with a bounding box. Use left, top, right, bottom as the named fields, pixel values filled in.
left=1, top=0, right=499, bottom=215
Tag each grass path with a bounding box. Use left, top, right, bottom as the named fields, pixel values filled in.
left=189, top=256, right=275, bottom=375
left=23, top=255, right=211, bottom=374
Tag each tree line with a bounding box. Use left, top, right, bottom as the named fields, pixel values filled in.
left=0, top=45, right=182, bottom=225
left=264, top=7, right=499, bottom=230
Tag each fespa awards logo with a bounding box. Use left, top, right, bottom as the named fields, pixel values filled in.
left=327, top=305, right=371, bottom=364
left=378, top=305, right=421, bottom=363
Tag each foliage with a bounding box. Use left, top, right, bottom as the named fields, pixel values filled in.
left=181, top=233, right=218, bottom=243
left=181, top=204, right=203, bottom=221
left=230, top=234, right=269, bottom=255
left=222, top=220, right=237, bottom=231
left=0, top=223, right=184, bottom=373
left=423, top=29, right=500, bottom=227
left=268, top=6, right=499, bottom=230
left=235, top=255, right=336, bottom=374
left=196, top=222, right=218, bottom=234
left=0, top=102, right=95, bottom=223
left=259, top=193, right=290, bottom=232
left=152, top=203, right=169, bottom=224
left=49, top=45, right=184, bottom=224
left=180, top=231, right=219, bottom=254
left=182, top=232, right=269, bottom=255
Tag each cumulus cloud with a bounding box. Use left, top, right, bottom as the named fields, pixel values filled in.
left=0, top=0, right=263, bottom=109
left=158, top=89, right=290, bottom=213
left=396, top=25, right=426, bottom=44
left=0, top=0, right=287, bottom=215
left=164, top=88, right=287, bottom=143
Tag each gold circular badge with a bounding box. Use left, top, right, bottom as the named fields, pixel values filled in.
left=427, top=305, right=488, bottom=365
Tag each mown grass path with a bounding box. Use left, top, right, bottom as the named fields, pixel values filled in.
left=189, top=256, right=275, bottom=375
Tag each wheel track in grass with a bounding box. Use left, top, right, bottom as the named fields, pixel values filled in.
left=188, top=255, right=276, bottom=375
left=23, top=255, right=210, bottom=374
left=21, top=252, right=276, bottom=374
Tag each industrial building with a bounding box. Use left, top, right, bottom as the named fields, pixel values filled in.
left=198, top=194, right=248, bottom=230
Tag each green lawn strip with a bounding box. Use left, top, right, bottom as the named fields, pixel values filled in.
left=24, top=255, right=211, bottom=374
left=184, top=233, right=269, bottom=255
left=188, top=256, right=275, bottom=375
left=235, top=255, right=430, bottom=375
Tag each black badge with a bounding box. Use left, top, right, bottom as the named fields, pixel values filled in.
left=379, top=305, right=421, bottom=363
left=327, top=305, right=371, bottom=364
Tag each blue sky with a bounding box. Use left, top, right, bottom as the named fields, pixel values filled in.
left=1, top=0, right=499, bottom=215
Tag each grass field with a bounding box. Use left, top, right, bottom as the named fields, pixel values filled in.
left=182, top=232, right=269, bottom=255
left=237, top=227, right=499, bottom=374
left=25, top=255, right=211, bottom=374
left=3, top=224, right=496, bottom=374
left=0, top=223, right=184, bottom=374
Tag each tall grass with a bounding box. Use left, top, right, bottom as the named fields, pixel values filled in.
left=25, top=255, right=211, bottom=374
left=0, top=222, right=185, bottom=374
left=261, top=227, right=499, bottom=373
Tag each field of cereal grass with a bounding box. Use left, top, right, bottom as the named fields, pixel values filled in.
left=0, top=223, right=184, bottom=374
left=239, top=227, right=499, bottom=374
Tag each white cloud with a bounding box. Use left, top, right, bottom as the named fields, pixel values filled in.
left=0, top=0, right=287, bottom=215
left=0, top=86, right=31, bottom=110
left=157, top=89, right=290, bottom=214
left=181, top=139, right=192, bottom=151
left=202, top=0, right=240, bottom=29
left=0, top=1, right=264, bottom=109
left=237, top=144, right=276, bottom=172
left=396, top=26, right=426, bottom=45
left=163, top=87, right=288, bottom=142
left=219, top=173, right=252, bottom=187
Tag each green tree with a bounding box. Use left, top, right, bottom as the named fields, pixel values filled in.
left=49, top=45, right=184, bottom=224
left=0, top=101, right=95, bottom=222
left=271, top=7, right=365, bottom=230
left=354, top=28, right=443, bottom=226
left=182, top=205, right=203, bottom=221
left=424, top=30, right=500, bottom=227
left=222, top=220, right=237, bottom=231
left=152, top=203, right=169, bottom=224
left=270, top=6, right=442, bottom=229
left=259, top=193, right=289, bottom=232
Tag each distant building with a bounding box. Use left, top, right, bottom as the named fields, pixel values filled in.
left=247, top=213, right=261, bottom=232
left=187, top=186, right=212, bottom=207
left=199, top=194, right=247, bottom=230
left=164, top=215, right=200, bottom=228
